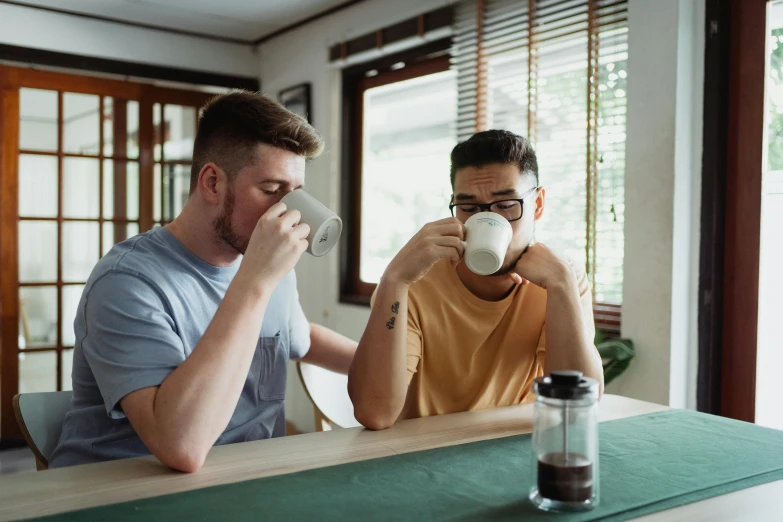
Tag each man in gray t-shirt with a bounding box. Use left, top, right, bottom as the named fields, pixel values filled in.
left=50, top=92, right=356, bottom=471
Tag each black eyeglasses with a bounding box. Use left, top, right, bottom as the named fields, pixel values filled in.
left=449, top=186, right=539, bottom=222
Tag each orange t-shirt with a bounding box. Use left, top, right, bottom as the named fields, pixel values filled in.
left=393, top=259, right=594, bottom=420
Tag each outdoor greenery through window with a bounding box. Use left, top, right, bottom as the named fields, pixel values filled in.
left=768, top=26, right=783, bottom=171
left=529, top=15, right=627, bottom=306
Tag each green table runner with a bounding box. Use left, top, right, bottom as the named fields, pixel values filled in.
left=36, top=409, right=783, bottom=521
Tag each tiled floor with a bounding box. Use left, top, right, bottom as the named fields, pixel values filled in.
left=0, top=447, right=36, bottom=475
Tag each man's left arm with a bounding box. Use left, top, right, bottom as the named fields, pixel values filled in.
left=286, top=270, right=356, bottom=375
left=513, top=244, right=604, bottom=394
left=302, top=323, right=357, bottom=374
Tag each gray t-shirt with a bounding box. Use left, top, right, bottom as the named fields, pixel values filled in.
left=49, top=227, right=310, bottom=468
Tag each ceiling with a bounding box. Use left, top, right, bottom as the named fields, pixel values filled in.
left=11, top=0, right=356, bottom=43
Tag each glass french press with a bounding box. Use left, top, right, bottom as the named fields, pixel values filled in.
left=529, top=370, right=600, bottom=512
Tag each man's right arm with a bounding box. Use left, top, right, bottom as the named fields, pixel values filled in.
left=348, top=218, right=465, bottom=430
left=119, top=276, right=273, bottom=473
left=347, top=275, right=412, bottom=430
left=115, top=203, right=309, bottom=473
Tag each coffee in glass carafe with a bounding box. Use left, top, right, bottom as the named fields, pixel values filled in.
left=530, top=370, right=600, bottom=512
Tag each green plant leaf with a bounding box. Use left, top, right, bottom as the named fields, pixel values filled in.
left=596, top=338, right=635, bottom=385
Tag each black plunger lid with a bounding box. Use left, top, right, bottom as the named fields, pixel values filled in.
left=534, top=370, right=599, bottom=400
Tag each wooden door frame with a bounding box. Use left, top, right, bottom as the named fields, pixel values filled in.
left=719, top=0, right=767, bottom=422
left=697, top=0, right=767, bottom=421
left=697, top=0, right=732, bottom=415
left=0, top=68, right=22, bottom=446
left=0, top=44, right=259, bottom=91
left=0, top=64, right=213, bottom=444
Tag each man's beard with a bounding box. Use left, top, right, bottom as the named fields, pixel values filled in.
left=212, top=186, right=245, bottom=254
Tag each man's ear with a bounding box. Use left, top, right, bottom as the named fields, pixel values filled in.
left=196, top=163, right=223, bottom=205
left=534, top=187, right=546, bottom=221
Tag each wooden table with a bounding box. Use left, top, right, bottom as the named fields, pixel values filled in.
left=0, top=395, right=780, bottom=521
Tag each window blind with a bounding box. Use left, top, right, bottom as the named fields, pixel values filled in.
left=451, top=0, right=628, bottom=306
left=453, top=0, right=480, bottom=140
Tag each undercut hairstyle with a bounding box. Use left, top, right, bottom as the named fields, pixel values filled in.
left=449, top=130, right=539, bottom=187
left=190, top=91, right=324, bottom=192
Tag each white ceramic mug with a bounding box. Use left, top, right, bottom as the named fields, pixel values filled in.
left=280, top=189, right=343, bottom=257
left=462, top=212, right=513, bottom=275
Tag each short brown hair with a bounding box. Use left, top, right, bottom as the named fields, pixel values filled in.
left=449, top=130, right=538, bottom=187
left=190, top=91, right=324, bottom=192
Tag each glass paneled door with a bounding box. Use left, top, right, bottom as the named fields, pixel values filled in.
left=17, top=89, right=141, bottom=394
left=0, top=65, right=213, bottom=443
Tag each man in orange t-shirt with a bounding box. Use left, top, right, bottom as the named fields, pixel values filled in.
left=348, top=130, right=604, bottom=429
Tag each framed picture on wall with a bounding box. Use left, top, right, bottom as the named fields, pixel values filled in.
left=279, top=83, right=312, bottom=124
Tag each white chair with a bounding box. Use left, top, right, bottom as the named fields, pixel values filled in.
left=296, top=361, right=361, bottom=431
left=12, top=390, right=73, bottom=471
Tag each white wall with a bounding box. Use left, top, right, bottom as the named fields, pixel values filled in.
left=0, top=3, right=257, bottom=77
left=258, top=0, right=706, bottom=429
left=612, top=0, right=704, bottom=408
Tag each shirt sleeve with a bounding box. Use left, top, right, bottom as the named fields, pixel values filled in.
left=574, top=261, right=597, bottom=343
left=370, top=288, right=422, bottom=383
left=536, top=259, right=597, bottom=369
left=404, top=294, right=423, bottom=382
left=81, top=270, right=186, bottom=419
left=288, top=269, right=311, bottom=360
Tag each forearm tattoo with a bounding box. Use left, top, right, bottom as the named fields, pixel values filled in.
left=386, top=301, right=400, bottom=330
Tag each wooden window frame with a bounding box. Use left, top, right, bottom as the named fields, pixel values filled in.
left=719, top=0, right=766, bottom=423
left=0, top=64, right=213, bottom=445
left=339, top=39, right=452, bottom=306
